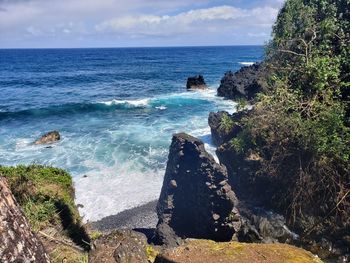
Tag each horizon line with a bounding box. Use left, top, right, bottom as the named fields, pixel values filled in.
left=0, top=44, right=264, bottom=50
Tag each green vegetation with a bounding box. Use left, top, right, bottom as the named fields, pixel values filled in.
left=50, top=246, right=88, bottom=263
left=89, top=230, right=103, bottom=240
left=0, top=165, right=76, bottom=230
left=146, top=245, right=159, bottom=262
left=0, top=165, right=91, bottom=260
left=219, top=113, right=235, bottom=133
left=231, top=0, right=350, bottom=239
left=235, top=98, right=248, bottom=112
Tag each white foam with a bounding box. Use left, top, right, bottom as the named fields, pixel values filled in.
left=155, top=105, right=167, bottom=110
left=2, top=87, right=237, bottom=223
left=101, top=98, right=150, bottom=108
left=74, top=159, right=164, bottom=222
left=15, top=138, right=31, bottom=149
left=191, top=126, right=219, bottom=163
left=239, top=62, right=255, bottom=66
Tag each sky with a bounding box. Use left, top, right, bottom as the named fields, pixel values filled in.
left=0, top=0, right=285, bottom=48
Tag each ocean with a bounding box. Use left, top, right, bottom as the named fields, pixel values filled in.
left=0, top=46, right=263, bottom=221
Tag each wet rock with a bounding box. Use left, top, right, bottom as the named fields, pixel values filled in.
left=90, top=229, right=149, bottom=263
left=155, top=133, right=241, bottom=245
left=0, top=177, right=50, bottom=263
left=217, top=63, right=266, bottom=100
left=238, top=205, right=299, bottom=244
left=34, top=130, right=60, bottom=145
left=186, top=75, right=207, bottom=90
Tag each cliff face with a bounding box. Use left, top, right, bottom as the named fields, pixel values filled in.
left=156, top=133, right=241, bottom=245
left=0, top=177, right=50, bottom=263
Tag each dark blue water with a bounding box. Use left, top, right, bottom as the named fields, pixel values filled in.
left=0, top=46, right=263, bottom=220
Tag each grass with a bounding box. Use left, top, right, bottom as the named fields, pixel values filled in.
left=0, top=165, right=77, bottom=230
left=0, top=164, right=91, bottom=261
left=50, top=245, right=88, bottom=263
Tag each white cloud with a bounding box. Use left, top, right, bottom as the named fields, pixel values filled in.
left=96, top=5, right=278, bottom=37
left=0, top=0, right=283, bottom=47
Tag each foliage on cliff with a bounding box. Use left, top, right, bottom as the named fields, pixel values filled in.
left=231, top=0, right=350, bottom=240
left=0, top=165, right=90, bottom=261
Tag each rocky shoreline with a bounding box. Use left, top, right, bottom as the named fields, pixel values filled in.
left=1, top=62, right=346, bottom=262
left=87, top=63, right=349, bottom=262
left=87, top=132, right=323, bottom=263
left=92, top=200, right=158, bottom=232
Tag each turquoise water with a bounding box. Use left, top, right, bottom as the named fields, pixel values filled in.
left=0, top=46, right=263, bottom=221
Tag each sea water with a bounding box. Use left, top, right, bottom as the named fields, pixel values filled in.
left=0, top=46, right=263, bottom=221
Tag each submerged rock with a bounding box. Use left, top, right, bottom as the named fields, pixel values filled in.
left=186, top=75, right=207, bottom=90
left=34, top=130, right=60, bottom=145
left=217, top=63, right=265, bottom=100
left=154, top=239, right=323, bottom=263
left=155, top=133, right=241, bottom=245
left=0, top=177, right=50, bottom=263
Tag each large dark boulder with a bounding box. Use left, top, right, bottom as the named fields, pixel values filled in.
left=0, top=177, right=50, bottom=263
left=217, top=63, right=265, bottom=100
left=186, top=75, right=207, bottom=90
left=34, top=130, right=60, bottom=145
left=155, top=133, right=241, bottom=245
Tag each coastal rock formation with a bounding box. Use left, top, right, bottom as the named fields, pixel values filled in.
left=154, top=239, right=323, bottom=263
left=0, top=177, right=50, bottom=263
left=186, top=75, right=207, bottom=90
left=156, top=133, right=241, bottom=245
left=237, top=205, right=299, bottom=244
left=217, top=63, right=265, bottom=100
left=208, top=111, right=244, bottom=146
left=90, top=230, right=150, bottom=263
left=209, top=110, right=298, bottom=244
left=217, top=141, right=263, bottom=201
left=34, top=130, right=60, bottom=145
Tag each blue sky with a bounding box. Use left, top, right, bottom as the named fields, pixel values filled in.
left=0, top=0, right=285, bottom=48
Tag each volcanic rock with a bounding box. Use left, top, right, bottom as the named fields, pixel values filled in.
left=217, top=63, right=265, bottom=100
left=90, top=230, right=149, bottom=263
left=208, top=111, right=244, bottom=146
left=34, top=130, right=60, bottom=145
left=155, top=133, right=241, bottom=245
left=186, top=75, right=207, bottom=90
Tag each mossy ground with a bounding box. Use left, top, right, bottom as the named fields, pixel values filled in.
left=0, top=164, right=90, bottom=262
left=157, top=239, right=323, bottom=263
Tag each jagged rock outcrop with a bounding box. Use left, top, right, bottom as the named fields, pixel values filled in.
left=34, top=130, right=60, bottom=145
left=90, top=230, right=150, bottom=263
left=155, top=133, right=241, bottom=245
left=217, top=63, right=265, bottom=100
left=186, top=75, right=207, bottom=90
left=0, top=177, right=50, bottom=263
left=208, top=111, right=245, bottom=146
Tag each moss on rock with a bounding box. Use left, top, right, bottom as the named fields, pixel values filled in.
left=155, top=239, right=323, bottom=263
